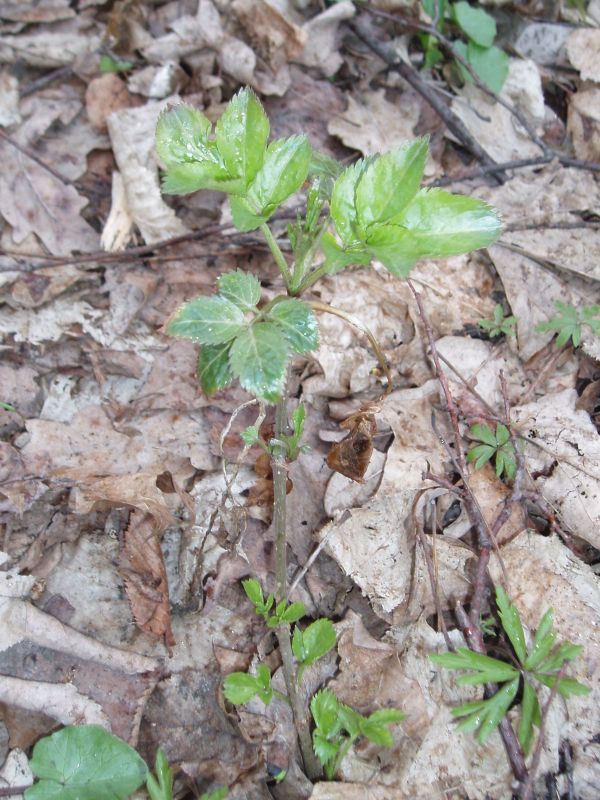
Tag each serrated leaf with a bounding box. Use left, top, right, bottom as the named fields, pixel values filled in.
left=296, top=618, right=337, bottom=667
left=320, top=232, right=371, bottom=275
left=248, top=136, right=311, bottom=216
left=518, top=680, right=540, bottom=755
left=197, top=343, right=233, bottom=396
left=330, top=158, right=372, bottom=246
left=524, top=609, right=556, bottom=671
left=223, top=672, right=260, bottom=705
left=470, top=423, right=498, bottom=447
left=361, top=709, right=405, bottom=747
left=156, top=105, right=212, bottom=168
left=268, top=298, right=319, bottom=354
left=310, top=689, right=341, bottom=737
left=282, top=602, right=306, bottom=623
left=217, top=270, right=262, bottom=310
left=366, top=708, right=406, bottom=726
left=496, top=586, right=527, bottom=664
left=167, top=296, right=245, bottom=344
left=337, top=704, right=363, bottom=740
left=355, top=139, right=428, bottom=232
left=366, top=188, right=502, bottom=277
left=161, top=161, right=243, bottom=196
left=453, top=1, right=496, bottom=47
left=215, top=88, right=269, bottom=186
left=242, top=578, right=264, bottom=607
left=26, top=725, right=148, bottom=800
left=312, top=731, right=339, bottom=766
left=467, top=443, right=495, bottom=469
left=229, top=322, right=289, bottom=403
left=466, top=42, right=509, bottom=94
left=255, top=663, right=273, bottom=705
left=229, top=195, right=269, bottom=232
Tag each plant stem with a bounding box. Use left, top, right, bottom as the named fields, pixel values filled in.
left=260, top=223, right=292, bottom=289
left=272, top=387, right=322, bottom=780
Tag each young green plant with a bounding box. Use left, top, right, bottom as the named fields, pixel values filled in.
left=156, top=86, right=501, bottom=781
left=430, top=586, right=589, bottom=754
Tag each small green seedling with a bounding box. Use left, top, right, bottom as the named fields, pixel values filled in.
left=224, top=663, right=275, bottom=706
left=242, top=577, right=305, bottom=628
left=146, top=749, right=174, bottom=800
left=310, top=689, right=405, bottom=779
left=292, top=618, right=338, bottom=681
left=430, top=586, right=589, bottom=754
left=536, top=302, right=600, bottom=348
left=467, top=422, right=516, bottom=480
left=421, top=0, right=509, bottom=93
left=478, top=303, right=517, bottom=338
left=99, top=54, right=134, bottom=73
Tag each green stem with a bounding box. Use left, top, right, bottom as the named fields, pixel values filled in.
left=260, top=223, right=292, bottom=289
left=330, top=735, right=356, bottom=780
left=296, top=260, right=332, bottom=294
left=272, top=385, right=322, bottom=780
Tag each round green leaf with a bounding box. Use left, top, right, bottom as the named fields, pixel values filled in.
left=229, top=321, right=289, bottom=403
left=466, top=42, right=509, bottom=94
left=453, top=2, right=496, bottom=48
left=26, top=725, right=148, bottom=800
left=167, top=296, right=245, bottom=344
left=268, top=298, right=319, bottom=354
left=223, top=672, right=260, bottom=705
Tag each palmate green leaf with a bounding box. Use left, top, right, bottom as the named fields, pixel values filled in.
left=536, top=642, right=584, bottom=672
left=197, top=343, right=233, bottom=396
left=496, top=586, right=527, bottom=665
left=466, top=42, right=509, bottom=94
left=229, top=321, right=288, bottom=403
left=167, top=296, right=244, bottom=344
left=355, top=139, right=428, bottom=233
left=217, top=270, right=261, bottom=310
left=310, top=689, right=341, bottom=738
left=26, top=725, right=148, bottom=800
left=454, top=678, right=519, bottom=742
left=524, top=609, right=556, bottom=671
left=470, top=423, right=498, bottom=447
left=215, top=88, right=269, bottom=187
left=453, top=1, right=496, bottom=47
left=268, top=298, right=319, bottom=354
left=518, top=679, right=541, bottom=755
left=248, top=136, right=312, bottom=217
left=467, top=443, right=495, bottom=470
left=366, top=189, right=502, bottom=277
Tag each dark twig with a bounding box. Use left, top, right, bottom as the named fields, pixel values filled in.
left=20, top=65, right=73, bottom=97
left=349, top=18, right=499, bottom=172
left=0, top=128, right=73, bottom=185
left=432, top=155, right=600, bottom=186
left=456, top=603, right=529, bottom=785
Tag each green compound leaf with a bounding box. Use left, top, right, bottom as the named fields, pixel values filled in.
left=470, top=423, right=498, bottom=447
left=248, top=135, right=312, bottom=217
left=156, top=105, right=212, bottom=167
left=197, top=343, right=233, bottom=396
left=229, top=195, right=269, bottom=232
left=217, top=270, right=262, bottom=310
left=454, top=677, right=520, bottom=742
left=496, top=586, right=527, bottom=665
left=268, top=298, right=319, bottom=354
left=229, top=321, right=289, bottom=403
left=26, top=725, right=147, bottom=800
left=466, top=42, right=509, bottom=94
left=355, top=138, right=428, bottom=232
left=365, top=189, right=502, bottom=278
left=292, top=618, right=336, bottom=667
left=161, top=160, right=243, bottom=196
left=223, top=672, right=261, bottom=705
left=518, top=679, right=541, bottom=756
left=524, top=609, right=557, bottom=671
left=360, top=709, right=405, bottom=747
left=453, top=1, right=496, bottom=47
left=430, top=647, right=518, bottom=684
left=320, top=232, right=371, bottom=275
left=215, top=88, right=269, bottom=187
left=167, top=296, right=245, bottom=344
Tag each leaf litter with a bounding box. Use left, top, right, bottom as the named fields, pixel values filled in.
left=0, top=1, right=599, bottom=798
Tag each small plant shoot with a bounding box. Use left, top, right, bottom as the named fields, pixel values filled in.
left=467, top=422, right=517, bottom=480
left=430, top=586, right=589, bottom=754
left=478, top=303, right=517, bottom=338
left=536, top=302, right=600, bottom=348
left=157, top=87, right=502, bottom=404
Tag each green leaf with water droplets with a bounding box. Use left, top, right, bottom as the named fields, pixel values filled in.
left=217, top=270, right=261, bottom=310
left=268, top=298, right=319, bottom=354
left=167, top=296, right=245, bottom=344
left=216, top=88, right=269, bottom=187
left=248, top=136, right=311, bottom=217
left=229, top=322, right=289, bottom=403
left=197, top=343, right=233, bottom=396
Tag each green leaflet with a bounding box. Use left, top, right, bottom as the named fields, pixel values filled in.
left=217, top=269, right=262, bottom=310
left=292, top=618, right=336, bottom=668
left=167, top=295, right=245, bottom=344
left=229, top=195, right=269, bottom=232
left=229, top=321, right=289, bottom=403
left=197, top=343, right=233, bottom=396
left=465, top=42, right=509, bottom=94
left=268, top=298, right=319, bottom=354
left=248, top=135, right=312, bottom=216
left=155, top=105, right=212, bottom=167
left=330, top=158, right=373, bottom=246
left=453, top=1, right=496, bottom=48
left=215, top=88, right=269, bottom=187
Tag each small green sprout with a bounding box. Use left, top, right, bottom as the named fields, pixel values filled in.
left=242, top=403, right=310, bottom=462
left=223, top=663, right=275, bottom=706
left=242, top=577, right=305, bottom=628
left=430, top=586, right=589, bottom=754
left=146, top=749, right=173, bottom=800
left=292, top=618, right=337, bottom=681
left=467, top=422, right=517, bottom=480
left=99, top=54, right=134, bottom=73
left=478, top=304, right=517, bottom=338
left=536, top=302, right=600, bottom=348
left=310, top=689, right=405, bottom=779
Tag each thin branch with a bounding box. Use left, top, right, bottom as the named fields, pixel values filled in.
left=0, top=128, right=73, bottom=185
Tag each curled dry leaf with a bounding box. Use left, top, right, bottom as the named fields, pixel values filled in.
left=119, top=509, right=175, bottom=651
left=326, top=411, right=376, bottom=483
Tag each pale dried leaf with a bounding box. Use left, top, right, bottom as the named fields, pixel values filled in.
left=0, top=30, right=101, bottom=68
left=127, top=61, right=188, bottom=99
left=567, top=28, right=600, bottom=81
left=101, top=170, right=134, bottom=252
left=568, top=88, right=600, bottom=161
left=297, top=2, right=355, bottom=77
left=232, top=0, right=306, bottom=70
left=0, top=70, right=20, bottom=127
